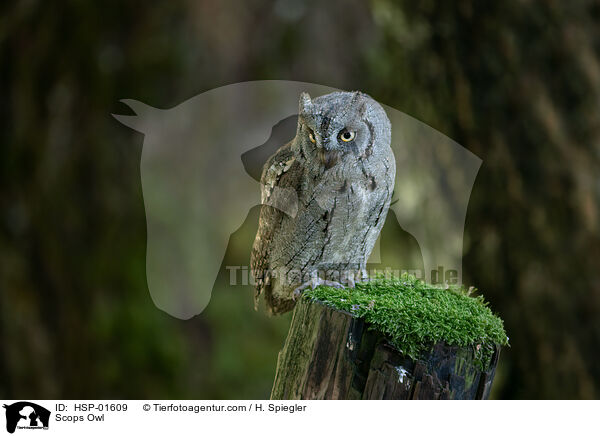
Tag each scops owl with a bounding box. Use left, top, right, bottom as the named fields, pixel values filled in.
left=251, top=91, right=395, bottom=314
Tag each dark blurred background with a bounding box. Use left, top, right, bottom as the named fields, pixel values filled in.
left=1, top=0, right=599, bottom=399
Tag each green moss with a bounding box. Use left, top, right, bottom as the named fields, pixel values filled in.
left=304, top=274, right=509, bottom=369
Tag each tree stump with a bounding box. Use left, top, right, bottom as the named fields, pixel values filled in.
left=271, top=297, right=501, bottom=400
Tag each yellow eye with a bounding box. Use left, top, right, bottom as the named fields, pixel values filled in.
left=308, top=130, right=316, bottom=143
left=340, top=130, right=355, bottom=142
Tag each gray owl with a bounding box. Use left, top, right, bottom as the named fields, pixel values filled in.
left=251, top=91, right=395, bottom=314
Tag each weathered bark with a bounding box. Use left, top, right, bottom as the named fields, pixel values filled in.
left=271, top=298, right=500, bottom=400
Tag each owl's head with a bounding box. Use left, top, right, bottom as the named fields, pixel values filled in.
left=293, top=91, right=391, bottom=169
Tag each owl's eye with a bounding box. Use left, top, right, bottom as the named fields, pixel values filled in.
left=339, top=130, right=355, bottom=142
left=308, top=130, right=316, bottom=143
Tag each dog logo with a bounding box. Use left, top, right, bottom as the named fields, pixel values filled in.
left=3, top=402, right=50, bottom=433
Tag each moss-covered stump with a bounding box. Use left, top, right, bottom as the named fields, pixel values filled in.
left=271, top=276, right=508, bottom=400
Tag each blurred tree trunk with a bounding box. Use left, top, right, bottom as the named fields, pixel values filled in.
left=366, top=0, right=600, bottom=399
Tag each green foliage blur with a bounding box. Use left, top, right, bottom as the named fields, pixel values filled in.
left=1, top=0, right=599, bottom=399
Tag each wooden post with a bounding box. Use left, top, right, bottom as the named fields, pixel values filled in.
left=271, top=297, right=501, bottom=400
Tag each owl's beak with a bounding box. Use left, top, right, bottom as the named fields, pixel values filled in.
left=319, top=149, right=340, bottom=169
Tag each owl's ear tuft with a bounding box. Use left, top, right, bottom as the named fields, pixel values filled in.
left=299, top=92, right=312, bottom=114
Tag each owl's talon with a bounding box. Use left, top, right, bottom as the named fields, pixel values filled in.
left=321, top=280, right=345, bottom=289
left=292, top=285, right=306, bottom=300
left=346, top=276, right=356, bottom=289
left=293, top=277, right=346, bottom=300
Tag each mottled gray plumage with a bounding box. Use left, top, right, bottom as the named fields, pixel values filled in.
left=251, top=91, right=395, bottom=314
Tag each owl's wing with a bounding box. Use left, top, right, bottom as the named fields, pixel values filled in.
left=251, top=142, right=301, bottom=312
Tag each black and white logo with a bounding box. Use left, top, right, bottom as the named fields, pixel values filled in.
left=3, top=402, right=50, bottom=434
